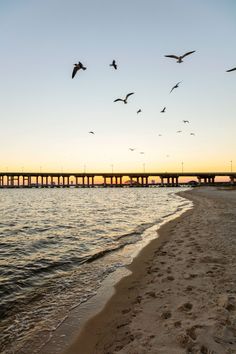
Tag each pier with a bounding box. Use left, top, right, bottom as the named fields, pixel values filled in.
left=0, top=172, right=235, bottom=188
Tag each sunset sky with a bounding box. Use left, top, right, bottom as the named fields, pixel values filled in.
left=0, top=0, right=236, bottom=173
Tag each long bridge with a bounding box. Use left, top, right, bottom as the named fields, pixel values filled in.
left=0, top=171, right=235, bottom=188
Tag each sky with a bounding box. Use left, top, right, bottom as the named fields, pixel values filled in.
left=0, top=0, right=236, bottom=173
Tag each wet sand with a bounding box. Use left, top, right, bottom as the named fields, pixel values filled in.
left=64, top=187, right=236, bottom=354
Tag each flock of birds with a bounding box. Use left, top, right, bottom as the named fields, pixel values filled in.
left=71, top=52, right=235, bottom=156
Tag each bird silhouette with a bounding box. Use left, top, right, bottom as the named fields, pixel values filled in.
left=89, top=131, right=95, bottom=135
left=129, top=148, right=135, bottom=151
left=137, top=109, right=142, bottom=114
left=183, top=120, right=190, bottom=124
left=72, top=62, right=86, bottom=78
left=226, top=67, right=236, bottom=72
left=114, top=92, right=134, bottom=104
left=190, top=133, right=195, bottom=136
left=110, top=60, right=117, bottom=70
left=170, top=82, right=181, bottom=94
left=165, top=51, right=195, bottom=63
left=161, top=107, right=166, bottom=113
left=177, top=130, right=182, bottom=133
left=158, top=134, right=162, bottom=137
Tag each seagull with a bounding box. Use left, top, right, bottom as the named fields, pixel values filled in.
left=165, top=51, right=196, bottom=63
left=190, top=133, right=195, bottom=136
left=177, top=130, right=182, bottom=133
left=137, top=109, right=142, bottom=114
left=110, top=60, right=117, bottom=70
left=129, top=148, right=135, bottom=151
left=72, top=61, right=87, bottom=78
left=160, top=107, right=166, bottom=113
left=170, top=82, right=181, bottom=94
left=183, top=120, right=190, bottom=123
left=226, top=67, right=236, bottom=72
left=89, top=131, right=95, bottom=135
left=114, top=92, right=134, bottom=104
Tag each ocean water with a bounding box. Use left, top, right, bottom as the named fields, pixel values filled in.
left=0, top=187, right=192, bottom=353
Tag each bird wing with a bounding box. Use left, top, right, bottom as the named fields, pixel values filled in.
left=72, top=66, right=78, bottom=79
left=165, top=55, right=179, bottom=59
left=170, top=86, right=175, bottom=93
left=125, top=92, right=134, bottom=100
left=226, top=67, right=236, bottom=72
left=79, top=61, right=86, bottom=70
left=89, top=131, right=95, bottom=134
left=114, top=98, right=123, bottom=102
left=182, top=50, right=195, bottom=58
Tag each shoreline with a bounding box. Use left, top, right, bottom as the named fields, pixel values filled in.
left=38, top=189, right=191, bottom=354
left=63, top=187, right=236, bottom=354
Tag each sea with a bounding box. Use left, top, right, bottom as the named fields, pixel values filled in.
left=0, top=187, right=192, bottom=353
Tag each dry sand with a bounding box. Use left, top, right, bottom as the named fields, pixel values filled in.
left=64, top=187, right=236, bottom=354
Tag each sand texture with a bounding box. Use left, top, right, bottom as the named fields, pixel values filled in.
left=65, top=187, right=236, bottom=354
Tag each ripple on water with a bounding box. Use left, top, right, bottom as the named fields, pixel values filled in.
left=0, top=187, right=192, bottom=353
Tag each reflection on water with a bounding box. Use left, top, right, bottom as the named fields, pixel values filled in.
left=0, top=187, right=191, bottom=353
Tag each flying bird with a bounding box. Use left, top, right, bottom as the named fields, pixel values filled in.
left=170, top=82, right=181, bottom=94
left=72, top=61, right=87, bottom=78
left=183, top=120, right=190, bottom=123
left=89, top=131, right=95, bottom=135
left=190, top=133, right=195, bottom=136
left=137, top=109, right=142, bottom=114
left=226, top=67, right=236, bottom=72
left=110, top=60, right=117, bottom=70
left=165, top=50, right=196, bottom=63
left=114, top=92, right=134, bottom=104
left=177, top=130, right=182, bottom=133
left=160, top=107, right=166, bottom=113
left=129, top=148, right=135, bottom=151
left=158, top=134, right=162, bottom=137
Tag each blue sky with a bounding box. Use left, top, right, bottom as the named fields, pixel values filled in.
left=0, top=0, right=236, bottom=172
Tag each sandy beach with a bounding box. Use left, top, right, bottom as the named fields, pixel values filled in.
left=63, top=187, right=236, bottom=354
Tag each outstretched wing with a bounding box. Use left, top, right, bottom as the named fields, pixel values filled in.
left=114, top=98, right=123, bottom=102
left=125, top=92, right=134, bottom=100
left=226, top=67, right=236, bottom=72
left=79, top=61, right=87, bottom=70
left=165, top=55, right=179, bottom=59
left=182, top=50, right=195, bottom=58
left=72, top=66, right=78, bottom=79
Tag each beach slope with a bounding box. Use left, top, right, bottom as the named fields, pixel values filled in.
left=65, top=187, right=236, bottom=354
